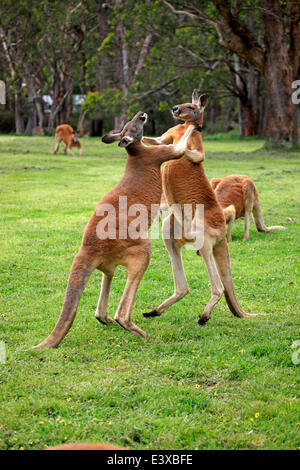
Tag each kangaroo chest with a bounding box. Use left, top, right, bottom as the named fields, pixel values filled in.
left=162, top=157, right=218, bottom=210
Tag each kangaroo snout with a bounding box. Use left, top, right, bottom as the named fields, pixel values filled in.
left=140, top=112, right=147, bottom=122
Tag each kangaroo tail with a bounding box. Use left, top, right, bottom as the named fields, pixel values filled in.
left=32, top=251, right=95, bottom=349
left=252, top=196, right=285, bottom=233
left=213, top=239, right=257, bottom=319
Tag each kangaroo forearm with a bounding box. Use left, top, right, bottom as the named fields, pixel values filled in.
left=185, top=149, right=205, bottom=163
left=142, top=136, right=162, bottom=145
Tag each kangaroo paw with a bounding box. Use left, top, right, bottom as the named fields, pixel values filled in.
left=96, top=316, right=115, bottom=325
left=143, top=309, right=160, bottom=318
left=115, top=319, right=146, bottom=338
left=198, top=314, right=209, bottom=326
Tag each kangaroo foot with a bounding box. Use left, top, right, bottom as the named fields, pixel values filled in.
left=143, top=309, right=160, bottom=318
left=238, top=312, right=258, bottom=318
left=198, top=313, right=210, bottom=326
left=115, top=318, right=146, bottom=338
left=96, top=316, right=115, bottom=325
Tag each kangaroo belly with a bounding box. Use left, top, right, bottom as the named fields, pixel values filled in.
left=215, top=183, right=247, bottom=220
left=162, top=157, right=224, bottom=229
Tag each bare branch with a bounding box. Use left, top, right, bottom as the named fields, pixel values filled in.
left=133, top=33, right=153, bottom=80
left=163, top=0, right=265, bottom=73
left=128, top=75, right=180, bottom=104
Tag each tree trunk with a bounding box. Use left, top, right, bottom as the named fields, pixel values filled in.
left=5, top=85, right=11, bottom=111
left=35, top=96, right=44, bottom=134
left=114, top=114, right=126, bottom=132
left=197, top=0, right=300, bottom=145
left=261, top=0, right=298, bottom=145
left=77, top=110, right=86, bottom=136
left=15, top=89, right=24, bottom=134
left=224, top=97, right=235, bottom=132
left=263, top=60, right=298, bottom=145
left=25, top=76, right=37, bottom=135
left=96, top=3, right=110, bottom=92
left=240, top=100, right=257, bottom=136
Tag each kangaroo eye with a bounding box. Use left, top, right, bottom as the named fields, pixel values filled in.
left=188, top=106, right=194, bottom=110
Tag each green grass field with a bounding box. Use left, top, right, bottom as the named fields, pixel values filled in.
left=0, top=134, right=299, bottom=450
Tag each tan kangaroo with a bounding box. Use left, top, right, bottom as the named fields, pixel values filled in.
left=33, top=112, right=198, bottom=348
left=142, top=90, right=257, bottom=325
left=210, top=175, right=285, bottom=241
left=53, top=124, right=82, bottom=156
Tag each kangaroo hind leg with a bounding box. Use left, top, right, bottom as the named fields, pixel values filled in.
left=198, top=237, right=224, bottom=325
left=223, top=205, right=236, bottom=242
left=143, top=214, right=189, bottom=318
left=95, top=272, right=115, bottom=325
left=53, top=137, right=61, bottom=154
left=114, top=245, right=151, bottom=338
left=243, top=182, right=255, bottom=240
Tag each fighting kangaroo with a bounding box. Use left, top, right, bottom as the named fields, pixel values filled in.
left=142, top=90, right=257, bottom=325
left=33, top=112, right=200, bottom=348
left=53, top=124, right=82, bottom=156
left=210, top=175, right=285, bottom=241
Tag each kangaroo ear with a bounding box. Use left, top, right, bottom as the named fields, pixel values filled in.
left=199, top=94, right=209, bottom=110
left=192, top=89, right=200, bottom=105
left=101, top=132, right=122, bottom=144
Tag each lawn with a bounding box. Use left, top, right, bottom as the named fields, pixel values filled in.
left=0, top=134, right=299, bottom=450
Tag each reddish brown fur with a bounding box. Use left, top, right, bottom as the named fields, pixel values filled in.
left=161, top=123, right=225, bottom=232
left=211, top=175, right=284, bottom=240
left=211, top=175, right=256, bottom=220
left=53, top=124, right=82, bottom=156
left=142, top=91, right=257, bottom=324
left=33, top=112, right=195, bottom=348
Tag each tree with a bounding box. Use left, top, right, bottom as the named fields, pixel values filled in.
left=164, top=0, right=300, bottom=146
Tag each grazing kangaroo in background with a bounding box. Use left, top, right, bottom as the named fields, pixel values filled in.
left=210, top=175, right=285, bottom=241
left=33, top=112, right=199, bottom=348
left=53, top=124, right=82, bottom=156
left=142, top=90, right=257, bottom=325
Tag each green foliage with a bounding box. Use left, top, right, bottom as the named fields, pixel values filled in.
left=82, top=89, right=123, bottom=118
left=98, top=32, right=116, bottom=54
left=0, top=135, right=299, bottom=450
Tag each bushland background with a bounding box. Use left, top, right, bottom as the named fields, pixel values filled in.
left=0, top=0, right=299, bottom=144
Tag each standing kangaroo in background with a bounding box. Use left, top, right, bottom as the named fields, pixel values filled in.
left=142, top=90, right=257, bottom=325
left=33, top=112, right=199, bottom=348
left=53, top=124, right=82, bottom=156
left=210, top=175, right=285, bottom=241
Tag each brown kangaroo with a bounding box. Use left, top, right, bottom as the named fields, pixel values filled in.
left=210, top=175, right=285, bottom=241
left=142, top=90, right=257, bottom=325
left=53, top=124, right=82, bottom=156
left=33, top=112, right=198, bottom=348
